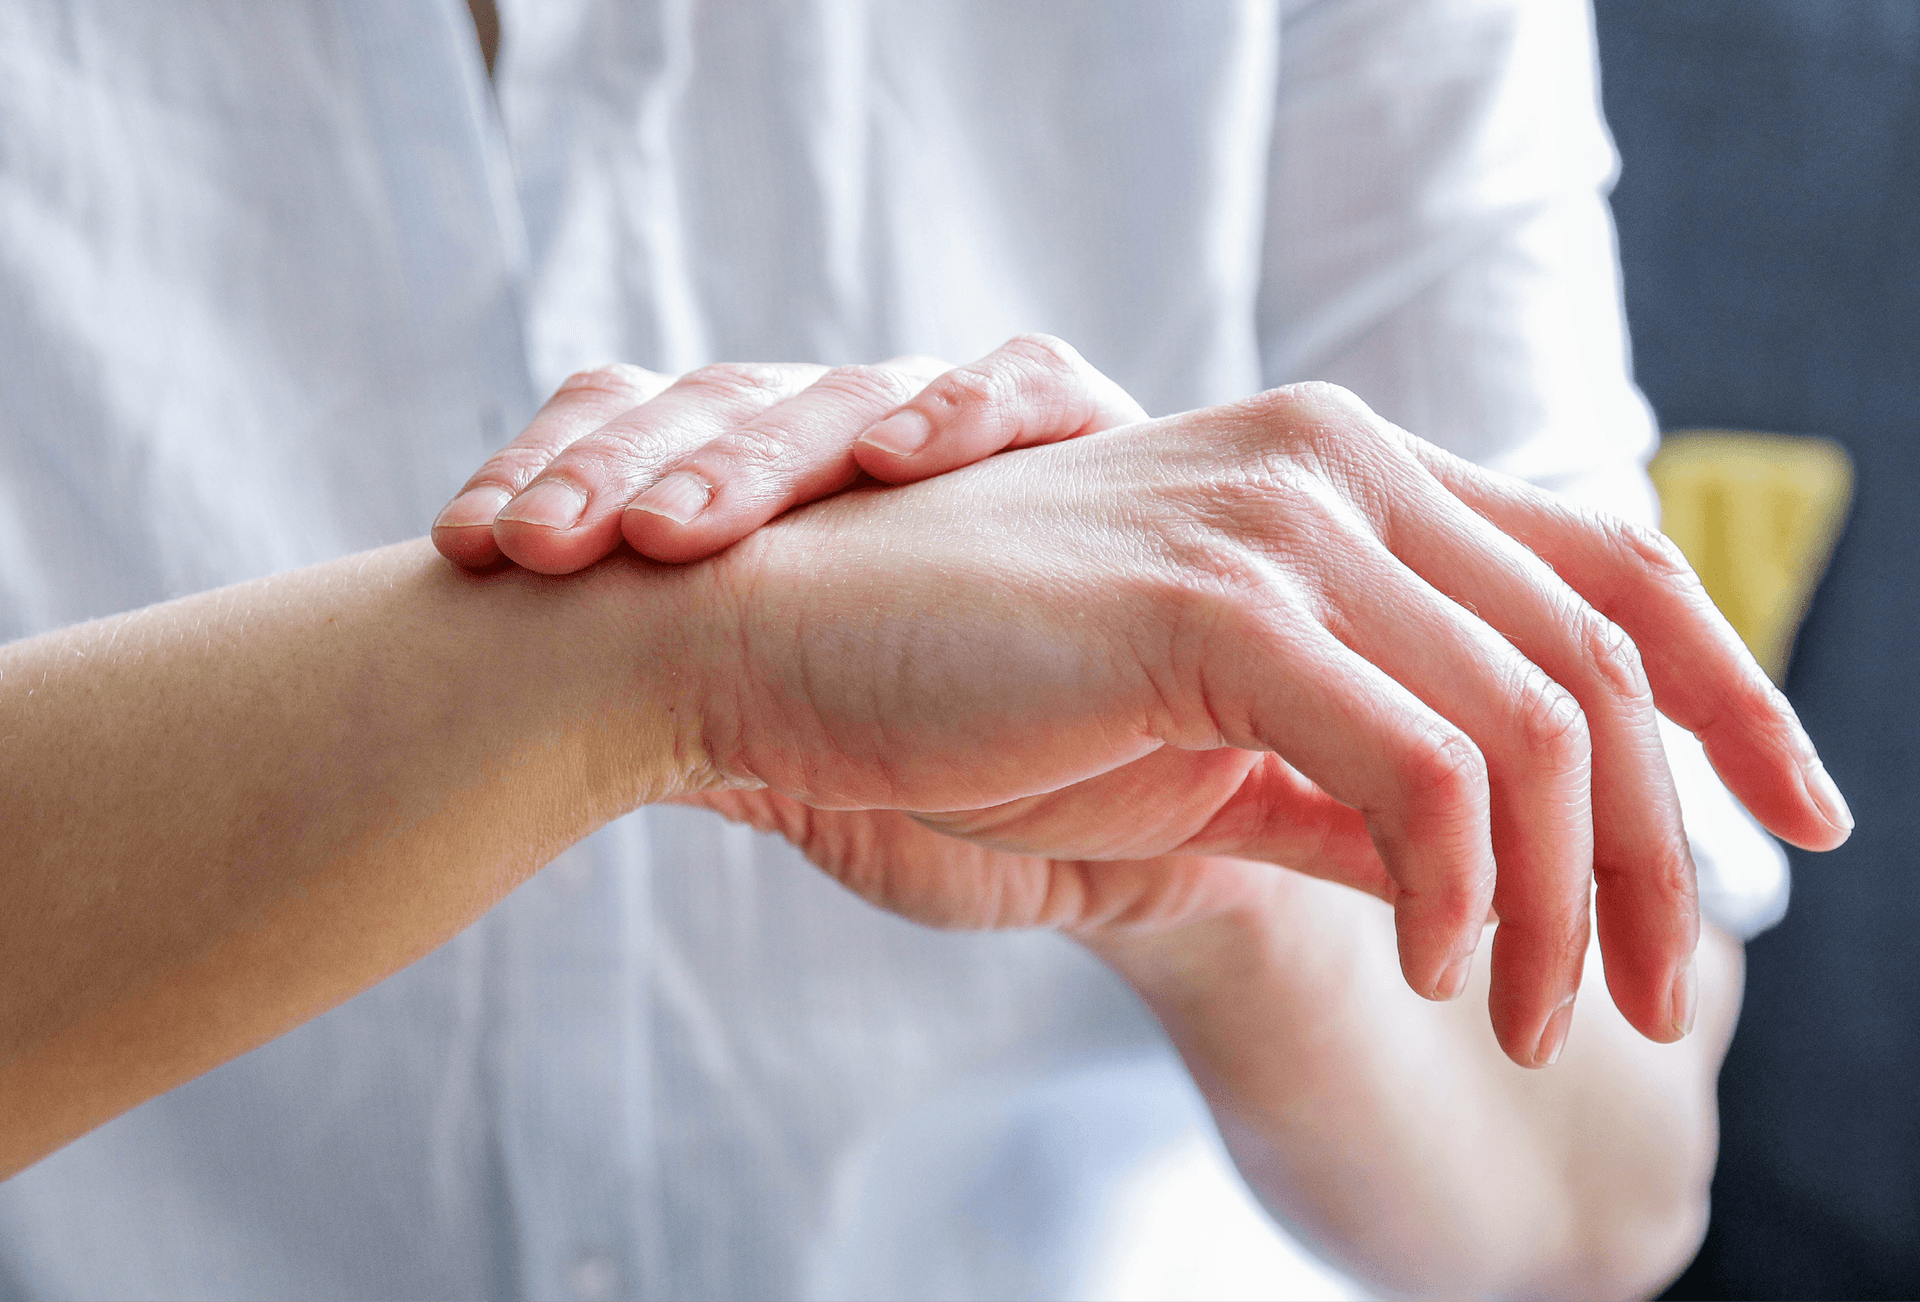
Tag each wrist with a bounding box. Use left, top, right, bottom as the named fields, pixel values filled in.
left=1078, top=866, right=1354, bottom=1002
left=486, top=545, right=741, bottom=819
left=1079, top=870, right=1401, bottom=1074
left=0, top=538, right=739, bottom=1172
left=1081, top=899, right=1280, bottom=1003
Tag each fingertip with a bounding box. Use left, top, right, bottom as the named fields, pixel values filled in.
left=1527, top=999, right=1576, bottom=1068
left=1381, top=836, right=1497, bottom=1008
left=1670, top=958, right=1698, bottom=1040
left=1483, top=918, right=1589, bottom=1067
left=1803, top=759, right=1855, bottom=838
left=851, top=442, right=930, bottom=484
left=857, top=409, right=934, bottom=459
left=436, top=485, right=511, bottom=531
left=621, top=471, right=735, bottom=565
left=1774, top=820, right=1850, bottom=854
left=622, top=499, right=728, bottom=566
left=1612, top=977, right=1692, bottom=1047
left=1392, top=900, right=1480, bottom=1007
left=497, top=478, right=587, bottom=532
left=1430, top=950, right=1474, bottom=1002
left=1697, top=725, right=1847, bottom=851
left=1730, top=751, right=1853, bottom=852
left=853, top=415, right=939, bottom=484
left=490, top=475, right=633, bottom=575
left=492, top=519, right=609, bottom=576
left=629, top=470, right=714, bottom=526
left=490, top=522, right=585, bottom=574
left=433, top=485, right=512, bottom=569
left=432, top=522, right=505, bottom=570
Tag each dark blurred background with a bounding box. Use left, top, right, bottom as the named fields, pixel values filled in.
left=1591, top=3, right=1920, bottom=1297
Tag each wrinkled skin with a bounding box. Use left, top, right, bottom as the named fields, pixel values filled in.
left=439, top=341, right=1847, bottom=1065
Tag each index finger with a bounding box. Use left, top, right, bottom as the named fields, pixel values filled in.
left=852, top=334, right=1148, bottom=483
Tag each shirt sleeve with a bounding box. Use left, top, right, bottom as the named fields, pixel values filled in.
left=1260, top=0, right=1788, bottom=939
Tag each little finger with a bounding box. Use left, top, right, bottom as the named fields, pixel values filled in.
left=433, top=363, right=671, bottom=569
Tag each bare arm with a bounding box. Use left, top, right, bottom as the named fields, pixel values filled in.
left=5, top=359, right=1840, bottom=1197
left=0, top=541, right=704, bottom=1175
left=0, top=353, right=976, bottom=1175
left=0, top=351, right=1116, bottom=1177
left=1090, top=868, right=1738, bottom=1300
left=412, top=344, right=1834, bottom=1295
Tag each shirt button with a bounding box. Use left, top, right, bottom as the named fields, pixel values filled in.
left=565, top=1251, right=622, bottom=1301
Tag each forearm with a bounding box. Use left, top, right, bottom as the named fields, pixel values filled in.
left=1091, top=870, right=1740, bottom=1300
left=0, top=539, right=710, bottom=1176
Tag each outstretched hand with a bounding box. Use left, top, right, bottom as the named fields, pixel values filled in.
left=433, top=337, right=1850, bottom=1068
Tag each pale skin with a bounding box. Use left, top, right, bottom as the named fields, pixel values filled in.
left=445, top=338, right=1790, bottom=1297
left=0, top=338, right=1848, bottom=1298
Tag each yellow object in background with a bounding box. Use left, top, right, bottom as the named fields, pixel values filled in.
left=1649, top=431, right=1853, bottom=684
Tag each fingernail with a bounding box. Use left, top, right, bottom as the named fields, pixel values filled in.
left=1804, top=760, right=1854, bottom=832
left=1534, top=999, right=1575, bottom=1067
left=1432, top=952, right=1473, bottom=1002
left=629, top=471, right=713, bottom=526
left=435, top=485, right=512, bottom=531
left=1671, top=959, right=1698, bottom=1039
left=498, top=478, right=587, bottom=531
left=858, top=409, right=933, bottom=457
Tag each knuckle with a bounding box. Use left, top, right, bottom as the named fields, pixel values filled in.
left=1575, top=613, right=1650, bottom=701
left=922, top=363, right=1001, bottom=414
left=1285, top=379, right=1365, bottom=411
left=1403, top=726, right=1488, bottom=807
left=678, top=361, right=793, bottom=403
left=1221, top=387, right=1307, bottom=443
left=1246, top=380, right=1368, bottom=425
left=1000, top=331, right=1083, bottom=376
left=557, top=362, right=659, bottom=404
left=1617, top=520, right=1696, bottom=585
left=477, top=443, right=562, bottom=487
left=1230, top=383, right=1390, bottom=466
left=998, top=335, right=1102, bottom=433
left=813, top=362, right=916, bottom=407
left=538, top=435, right=631, bottom=485
left=1729, top=673, right=1792, bottom=729
left=710, top=420, right=793, bottom=471
left=1513, top=678, right=1592, bottom=772
left=1650, top=836, right=1700, bottom=903
left=1231, top=385, right=1304, bottom=424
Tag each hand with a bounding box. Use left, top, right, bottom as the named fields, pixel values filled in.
left=554, top=359, right=1847, bottom=1068
left=431, top=337, right=1147, bottom=572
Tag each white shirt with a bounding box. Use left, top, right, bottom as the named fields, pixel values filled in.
left=0, top=1, right=1784, bottom=1298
